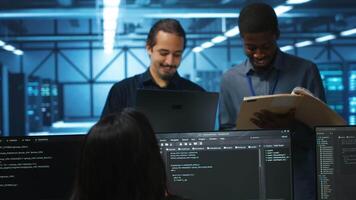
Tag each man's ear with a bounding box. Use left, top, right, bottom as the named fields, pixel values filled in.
left=146, top=45, right=152, bottom=57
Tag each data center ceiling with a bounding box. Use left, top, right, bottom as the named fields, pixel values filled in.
left=0, top=0, right=355, bottom=44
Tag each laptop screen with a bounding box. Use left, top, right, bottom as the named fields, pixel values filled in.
left=157, top=129, right=293, bottom=200
left=136, top=89, right=219, bottom=133
left=315, top=126, right=356, bottom=200
left=0, top=135, right=84, bottom=200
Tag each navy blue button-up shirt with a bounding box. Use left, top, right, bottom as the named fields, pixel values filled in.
left=101, top=69, right=205, bottom=118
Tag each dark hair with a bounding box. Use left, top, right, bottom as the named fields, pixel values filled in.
left=146, top=18, right=186, bottom=49
left=238, top=3, right=280, bottom=38
left=71, top=108, right=166, bottom=200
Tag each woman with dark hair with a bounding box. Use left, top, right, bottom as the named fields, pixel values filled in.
left=71, top=108, right=181, bottom=200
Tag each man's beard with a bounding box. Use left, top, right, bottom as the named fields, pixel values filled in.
left=159, top=64, right=177, bottom=80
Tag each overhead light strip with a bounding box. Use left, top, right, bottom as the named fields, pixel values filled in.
left=286, top=0, right=312, bottom=5
left=103, top=0, right=121, bottom=54
left=274, top=5, right=293, bottom=16
left=280, top=45, right=294, bottom=52
left=192, top=2, right=304, bottom=53
left=315, top=34, right=336, bottom=43
left=193, top=1, right=356, bottom=55
left=281, top=27, right=356, bottom=52
left=0, top=39, right=24, bottom=56
left=295, top=40, right=313, bottom=47
left=340, top=28, right=356, bottom=36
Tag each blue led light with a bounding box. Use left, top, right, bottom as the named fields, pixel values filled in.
left=349, top=97, right=356, bottom=114
left=349, top=115, right=356, bottom=125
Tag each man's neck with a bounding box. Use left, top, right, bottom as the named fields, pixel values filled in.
left=149, top=67, right=169, bottom=88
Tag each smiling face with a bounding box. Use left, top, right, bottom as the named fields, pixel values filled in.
left=147, top=31, right=184, bottom=82
left=242, top=31, right=278, bottom=71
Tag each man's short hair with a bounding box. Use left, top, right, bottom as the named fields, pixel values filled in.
left=146, top=18, right=186, bottom=49
left=238, top=3, right=280, bottom=38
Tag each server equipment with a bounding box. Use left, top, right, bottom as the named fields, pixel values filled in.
left=0, top=64, right=9, bottom=136
left=316, top=126, right=356, bottom=200
left=9, top=73, right=29, bottom=136
left=41, top=79, right=54, bottom=126
left=51, top=81, right=61, bottom=122
left=28, top=76, right=43, bottom=132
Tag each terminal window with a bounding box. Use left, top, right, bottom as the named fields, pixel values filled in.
left=316, top=127, right=356, bottom=200
left=158, top=130, right=292, bottom=200
left=0, top=135, right=84, bottom=200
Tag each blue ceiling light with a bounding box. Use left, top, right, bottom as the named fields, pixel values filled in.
left=315, top=34, right=336, bottom=43
left=192, top=47, right=203, bottom=53
left=295, top=40, right=313, bottom=48
left=201, top=41, right=214, bottom=49
left=211, top=35, right=227, bottom=44
left=3, top=44, right=15, bottom=51
left=340, top=28, right=356, bottom=36
left=103, top=0, right=121, bottom=54
left=0, top=40, right=24, bottom=56
left=224, top=26, right=240, bottom=37
left=192, top=1, right=311, bottom=54
left=103, top=0, right=120, bottom=7
left=280, top=45, right=294, bottom=52
left=286, top=0, right=312, bottom=5
left=13, top=49, right=24, bottom=56
left=274, top=5, right=293, bottom=16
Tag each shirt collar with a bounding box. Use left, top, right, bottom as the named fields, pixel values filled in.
left=141, top=68, right=153, bottom=84
left=242, top=49, right=285, bottom=75
left=141, top=68, right=181, bottom=88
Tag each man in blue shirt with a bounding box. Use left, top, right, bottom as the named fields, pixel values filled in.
left=101, top=19, right=204, bottom=118
left=219, top=3, right=325, bottom=200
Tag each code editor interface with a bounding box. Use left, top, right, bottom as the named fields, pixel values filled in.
left=316, top=127, right=356, bottom=200
left=0, top=135, right=83, bottom=200
left=158, top=130, right=292, bottom=200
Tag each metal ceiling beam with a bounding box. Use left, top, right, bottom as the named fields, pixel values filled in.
left=163, top=0, right=178, bottom=5
left=284, top=8, right=356, bottom=18
left=57, top=0, right=73, bottom=6
left=0, top=7, right=353, bottom=19
left=0, top=8, right=240, bottom=18
left=135, top=0, right=151, bottom=6
left=0, top=8, right=98, bottom=19
left=0, top=8, right=239, bottom=18
left=3, top=32, right=344, bottom=42
left=3, top=34, right=217, bottom=42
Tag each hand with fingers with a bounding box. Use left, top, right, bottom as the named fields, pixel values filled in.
left=250, top=108, right=297, bottom=129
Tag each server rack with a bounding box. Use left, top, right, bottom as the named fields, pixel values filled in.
left=51, top=82, right=62, bottom=122
left=41, top=79, right=53, bottom=126
left=28, top=76, right=43, bottom=132
left=0, top=64, right=9, bottom=136
left=9, top=73, right=28, bottom=136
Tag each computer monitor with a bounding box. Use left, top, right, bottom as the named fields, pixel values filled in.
left=136, top=89, right=219, bottom=133
left=315, top=126, right=356, bottom=200
left=157, top=129, right=293, bottom=200
left=0, top=135, right=84, bottom=200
